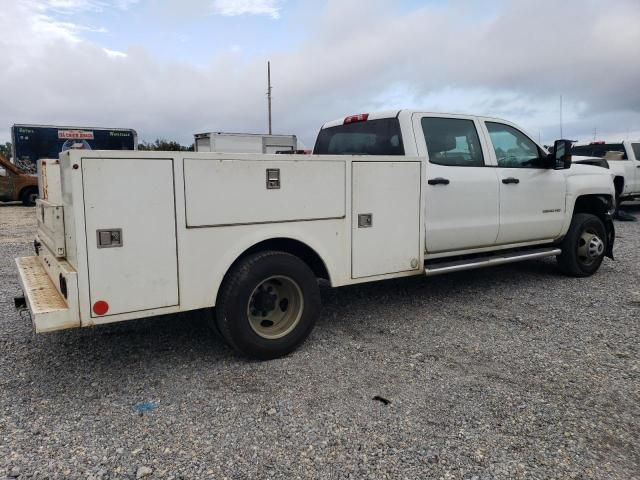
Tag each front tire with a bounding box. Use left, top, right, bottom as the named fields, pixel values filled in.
left=215, top=251, right=321, bottom=360
left=557, top=213, right=607, bottom=277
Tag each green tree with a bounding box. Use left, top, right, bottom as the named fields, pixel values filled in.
left=138, top=139, right=194, bottom=152
left=0, top=142, right=12, bottom=159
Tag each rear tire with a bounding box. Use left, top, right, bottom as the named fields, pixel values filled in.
left=215, top=251, right=321, bottom=360
left=557, top=213, right=607, bottom=277
left=20, top=187, right=38, bottom=206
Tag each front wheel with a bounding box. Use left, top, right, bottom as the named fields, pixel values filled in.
left=557, top=213, right=607, bottom=277
left=215, top=251, right=321, bottom=359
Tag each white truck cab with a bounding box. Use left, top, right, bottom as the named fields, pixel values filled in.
left=572, top=141, right=640, bottom=204
left=15, top=110, right=616, bottom=359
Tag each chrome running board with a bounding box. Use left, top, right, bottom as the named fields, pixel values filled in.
left=424, top=248, right=562, bottom=277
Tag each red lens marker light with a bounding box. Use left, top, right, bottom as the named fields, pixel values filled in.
left=93, top=301, right=109, bottom=316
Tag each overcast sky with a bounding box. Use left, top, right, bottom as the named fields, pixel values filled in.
left=1, top=0, right=639, bottom=148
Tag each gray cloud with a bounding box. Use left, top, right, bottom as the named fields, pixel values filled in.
left=0, top=0, right=638, bottom=148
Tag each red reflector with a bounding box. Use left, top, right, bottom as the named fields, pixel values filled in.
left=344, top=113, right=369, bottom=125
left=590, top=141, right=605, bottom=145
left=93, top=300, right=109, bottom=316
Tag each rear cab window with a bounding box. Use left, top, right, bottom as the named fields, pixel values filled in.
left=571, top=143, right=628, bottom=160
left=632, top=143, right=640, bottom=160
left=313, top=118, right=404, bottom=155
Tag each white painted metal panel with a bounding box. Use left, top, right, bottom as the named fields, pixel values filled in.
left=36, top=199, right=65, bottom=257
left=39, top=159, right=63, bottom=204
left=213, top=135, right=264, bottom=153
left=184, top=159, right=345, bottom=227
left=195, top=137, right=210, bottom=152
left=82, top=158, right=178, bottom=317
left=352, top=161, right=421, bottom=278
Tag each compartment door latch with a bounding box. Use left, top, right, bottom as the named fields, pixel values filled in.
left=97, top=229, right=123, bottom=248
left=358, top=213, right=373, bottom=228
left=266, top=169, right=281, bottom=189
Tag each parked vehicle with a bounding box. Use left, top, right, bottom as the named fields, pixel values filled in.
left=572, top=141, right=640, bottom=204
left=0, top=154, right=39, bottom=205
left=12, top=124, right=137, bottom=173
left=15, top=110, right=615, bottom=359
left=194, top=132, right=297, bottom=154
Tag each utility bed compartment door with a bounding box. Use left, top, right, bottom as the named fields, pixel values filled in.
left=352, top=161, right=421, bottom=278
left=183, top=159, right=345, bottom=227
left=82, top=158, right=179, bottom=317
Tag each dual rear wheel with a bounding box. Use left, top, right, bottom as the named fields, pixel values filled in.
left=213, top=251, right=321, bottom=360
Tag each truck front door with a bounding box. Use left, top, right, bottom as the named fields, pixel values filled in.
left=413, top=114, right=500, bottom=253
left=482, top=121, right=566, bottom=244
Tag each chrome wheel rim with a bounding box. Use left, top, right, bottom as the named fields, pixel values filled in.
left=577, top=229, right=604, bottom=266
left=247, top=276, right=304, bottom=340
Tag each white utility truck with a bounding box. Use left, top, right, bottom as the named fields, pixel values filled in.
left=194, top=132, right=297, bottom=154
left=15, top=110, right=616, bottom=359
left=572, top=141, right=640, bottom=204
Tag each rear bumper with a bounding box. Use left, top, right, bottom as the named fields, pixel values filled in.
left=15, top=256, right=79, bottom=332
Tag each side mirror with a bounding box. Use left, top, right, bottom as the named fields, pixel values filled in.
left=552, top=139, right=572, bottom=169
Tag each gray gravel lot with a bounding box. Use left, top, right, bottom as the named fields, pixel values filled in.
left=1, top=205, right=638, bottom=479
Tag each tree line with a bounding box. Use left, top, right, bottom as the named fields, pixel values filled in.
left=0, top=139, right=193, bottom=158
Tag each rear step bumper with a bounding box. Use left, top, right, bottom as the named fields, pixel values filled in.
left=425, top=247, right=562, bottom=276
left=15, top=256, right=79, bottom=332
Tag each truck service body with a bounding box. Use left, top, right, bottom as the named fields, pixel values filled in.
left=15, top=110, right=616, bottom=358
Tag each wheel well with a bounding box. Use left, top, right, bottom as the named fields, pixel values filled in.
left=18, top=185, right=38, bottom=199
left=235, top=238, right=330, bottom=281
left=573, top=194, right=613, bottom=223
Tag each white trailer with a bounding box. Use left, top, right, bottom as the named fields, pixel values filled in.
left=15, top=110, right=616, bottom=359
left=194, top=132, right=297, bottom=154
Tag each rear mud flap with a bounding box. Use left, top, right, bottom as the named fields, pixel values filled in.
left=605, top=219, right=615, bottom=260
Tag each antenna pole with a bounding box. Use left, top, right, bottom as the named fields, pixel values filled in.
left=267, top=61, right=273, bottom=135
left=560, top=95, right=563, bottom=139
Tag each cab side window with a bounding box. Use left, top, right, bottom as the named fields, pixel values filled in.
left=421, top=117, right=484, bottom=167
left=486, top=122, right=543, bottom=168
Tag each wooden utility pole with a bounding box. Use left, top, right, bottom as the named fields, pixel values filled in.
left=267, top=61, right=273, bottom=135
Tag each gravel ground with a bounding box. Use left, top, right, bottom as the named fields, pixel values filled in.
left=1, top=204, right=638, bottom=480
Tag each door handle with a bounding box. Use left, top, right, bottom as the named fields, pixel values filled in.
left=428, top=177, right=450, bottom=186
left=502, top=177, right=520, bottom=184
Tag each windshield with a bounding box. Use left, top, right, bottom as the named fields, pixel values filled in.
left=571, top=143, right=627, bottom=160
left=313, top=118, right=404, bottom=155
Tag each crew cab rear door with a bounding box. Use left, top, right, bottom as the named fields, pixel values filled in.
left=412, top=113, right=500, bottom=253
left=480, top=120, right=566, bottom=244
